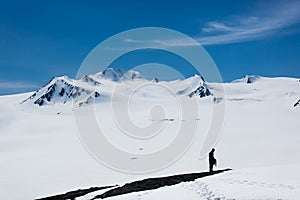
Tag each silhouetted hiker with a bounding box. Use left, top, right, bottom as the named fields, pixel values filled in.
left=209, top=148, right=217, bottom=172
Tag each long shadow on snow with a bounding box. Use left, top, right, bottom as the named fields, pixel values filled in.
left=36, top=169, right=231, bottom=200
left=36, top=185, right=116, bottom=200
left=94, top=168, right=231, bottom=199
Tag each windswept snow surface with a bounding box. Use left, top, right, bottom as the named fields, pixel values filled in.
left=0, top=74, right=300, bottom=199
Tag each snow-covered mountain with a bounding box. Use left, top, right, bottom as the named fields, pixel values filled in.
left=21, top=76, right=94, bottom=106
left=21, top=68, right=212, bottom=106
left=94, top=68, right=145, bottom=82
left=232, top=75, right=261, bottom=84
left=176, top=75, right=211, bottom=98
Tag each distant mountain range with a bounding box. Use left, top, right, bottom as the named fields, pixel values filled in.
left=21, top=68, right=213, bottom=106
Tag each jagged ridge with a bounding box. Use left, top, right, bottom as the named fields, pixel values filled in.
left=21, top=68, right=213, bottom=107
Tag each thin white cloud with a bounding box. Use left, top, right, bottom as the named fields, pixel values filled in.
left=124, top=38, right=198, bottom=48
left=124, top=1, right=300, bottom=46
left=197, top=0, right=300, bottom=45
left=0, top=81, right=38, bottom=89
left=201, top=21, right=238, bottom=33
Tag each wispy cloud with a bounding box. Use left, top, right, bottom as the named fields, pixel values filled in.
left=124, top=1, right=300, bottom=46
left=0, top=81, right=38, bottom=90
left=197, top=1, right=300, bottom=45
left=124, top=38, right=197, bottom=48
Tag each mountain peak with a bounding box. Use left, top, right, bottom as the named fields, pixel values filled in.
left=21, top=75, right=93, bottom=106
left=94, top=68, right=145, bottom=82
left=232, top=75, right=261, bottom=84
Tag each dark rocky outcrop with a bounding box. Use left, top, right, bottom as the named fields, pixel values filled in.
left=189, top=85, right=212, bottom=98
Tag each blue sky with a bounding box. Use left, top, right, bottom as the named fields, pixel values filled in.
left=0, top=0, right=300, bottom=94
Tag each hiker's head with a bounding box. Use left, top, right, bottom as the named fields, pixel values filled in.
left=212, top=148, right=215, bottom=152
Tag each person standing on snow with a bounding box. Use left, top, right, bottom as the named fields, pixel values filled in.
left=209, top=148, right=217, bottom=172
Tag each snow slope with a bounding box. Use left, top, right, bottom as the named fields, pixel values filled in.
left=101, top=165, right=300, bottom=200
left=0, top=72, right=300, bottom=199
